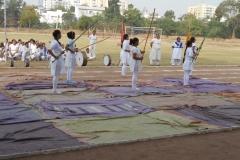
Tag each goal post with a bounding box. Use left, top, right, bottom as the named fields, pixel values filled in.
left=125, top=26, right=163, bottom=40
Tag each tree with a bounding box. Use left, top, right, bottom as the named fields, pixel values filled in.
left=51, top=5, right=67, bottom=12
left=164, top=10, right=175, bottom=19
left=69, top=6, right=75, bottom=12
left=6, top=0, right=26, bottom=26
left=77, top=15, right=93, bottom=30
left=215, top=0, right=240, bottom=39
left=103, top=0, right=122, bottom=22
left=123, top=4, right=144, bottom=26
left=154, top=18, right=177, bottom=36
left=20, top=6, right=39, bottom=29
left=62, top=12, right=77, bottom=29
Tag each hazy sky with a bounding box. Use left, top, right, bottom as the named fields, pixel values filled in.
left=25, top=0, right=223, bottom=17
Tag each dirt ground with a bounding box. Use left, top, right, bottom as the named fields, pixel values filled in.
left=2, top=65, right=240, bottom=160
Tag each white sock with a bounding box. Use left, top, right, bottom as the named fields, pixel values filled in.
left=53, top=76, right=59, bottom=92
left=122, top=63, right=127, bottom=76
left=150, top=59, right=153, bottom=65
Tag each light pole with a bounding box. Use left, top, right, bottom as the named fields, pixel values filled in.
left=4, top=0, right=7, bottom=63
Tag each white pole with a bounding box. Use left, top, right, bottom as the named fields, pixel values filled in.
left=4, top=0, right=7, bottom=63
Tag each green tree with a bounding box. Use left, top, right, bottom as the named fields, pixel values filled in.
left=69, top=6, right=75, bottom=12
left=208, top=18, right=231, bottom=38
left=103, top=0, right=122, bottom=22
left=20, top=6, right=39, bottom=29
left=77, top=15, right=93, bottom=30
left=215, top=0, right=240, bottom=39
left=123, top=4, right=144, bottom=26
left=154, top=18, right=177, bottom=36
left=164, top=10, right=175, bottom=19
left=62, top=12, right=77, bottom=29
left=6, top=0, right=26, bottom=26
left=51, top=5, right=67, bottom=12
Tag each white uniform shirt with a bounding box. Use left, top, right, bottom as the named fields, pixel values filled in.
left=31, top=44, right=37, bottom=54
left=89, top=34, right=97, bottom=44
left=9, top=44, right=18, bottom=54
left=152, top=38, right=161, bottom=49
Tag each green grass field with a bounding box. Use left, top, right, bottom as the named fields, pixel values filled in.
left=0, top=32, right=239, bottom=67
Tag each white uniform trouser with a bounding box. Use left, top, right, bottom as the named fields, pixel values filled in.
left=9, top=53, right=19, bottom=58
left=183, top=70, right=191, bottom=86
left=150, top=59, right=160, bottom=65
left=53, top=61, right=61, bottom=92
left=67, top=67, right=74, bottom=81
left=171, top=59, right=181, bottom=66
left=132, top=65, right=139, bottom=89
left=122, top=63, right=127, bottom=76
left=90, top=45, right=96, bottom=58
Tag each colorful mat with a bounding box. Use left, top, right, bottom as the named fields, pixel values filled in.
left=4, top=81, right=89, bottom=90
left=99, top=86, right=185, bottom=97
left=33, top=98, right=152, bottom=119
left=51, top=111, right=218, bottom=145
left=155, top=78, right=240, bottom=93
left=176, top=105, right=240, bottom=127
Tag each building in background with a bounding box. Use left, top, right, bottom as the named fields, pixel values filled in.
left=39, top=10, right=66, bottom=27
left=188, top=3, right=216, bottom=20
left=75, top=6, right=105, bottom=19
left=119, top=0, right=127, bottom=15
left=142, top=7, right=161, bottom=19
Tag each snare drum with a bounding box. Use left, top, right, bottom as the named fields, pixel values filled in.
left=76, top=51, right=88, bottom=66
left=103, top=55, right=111, bottom=66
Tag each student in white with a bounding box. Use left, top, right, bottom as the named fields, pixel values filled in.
left=65, top=31, right=78, bottom=83
left=30, top=40, right=38, bottom=60
left=149, top=34, right=161, bottom=66
left=120, top=34, right=131, bottom=77
left=48, top=30, right=66, bottom=94
left=89, top=30, right=97, bottom=59
left=183, top=40, right=195, bottom=87
left=171, top=37, right=183, bottom=66
left=190, top=37, right=198, bottom=78
left=130, top=38, right=145, bottom=90
left=9, top=39, right=19, bottom=58
left=0, top=43, right=4, bottom=62
left=37, top=44, right=45, bottom=61
left=86, top=48, right=95, bottom=61
left=18, top=39, right=23, bottom=56
left=21, top=42, right=31, bottom=62
left=61, top=44, right=67, bottom=60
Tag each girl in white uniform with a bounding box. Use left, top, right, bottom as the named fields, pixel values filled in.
left=190, top=37, right=198, bottom=78
left=149, top=34, right=161, bottom=66
left=120, top=34, right=131, bottom=77
left=21, top=42, right=31, bottom=62
left=65, top=31, right=78, bottom=83
left=130, top=38, right=145, bottom=90
left=9, top=39, right=19, bottom=58
left=183, top=40, right=195, bottom=87
left=171, top=37, right=183, bottom=66
left=30, top=40, right=38, bottom=60
left=48, top=30, right=66, bottom=94
left=89, top=30, right=97, bottom=59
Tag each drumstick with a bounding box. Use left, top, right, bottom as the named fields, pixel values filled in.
left=142, top=8, right=156, bottom=60
left=78, top=37, right=110, bottom=50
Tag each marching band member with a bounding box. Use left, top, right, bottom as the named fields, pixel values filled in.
left=149, top=34, right=161, bottom=66
left=120, top=34, right=131, bottom=77
left=190, top=37, right=198, bottom=78
left=48, top=30, right=66, bottom=94
left=21, top=42, right=31, bottom=62
left=171, top=37, right=183, bottom=66
left=183, top=40, right=195, bottom=87
left=65, top=31, right=78, bottom=83
left=130, top=38, right=144, bottom=90
left=89, top=30, right=97, bottom=59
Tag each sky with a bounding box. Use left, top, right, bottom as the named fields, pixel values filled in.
left=25, top=0, right=223, bottom=17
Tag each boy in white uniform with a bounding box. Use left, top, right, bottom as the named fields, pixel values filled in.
left=171, top=37, right=183, bottom=66
left=89, top=30, right=97, bottom=59
left=149, top=34, right=161, bottom=66
left=21, top=42, right=31, bottom=62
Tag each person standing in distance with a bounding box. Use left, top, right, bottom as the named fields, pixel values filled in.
left=89, top=30, right=97, bottom=59
left=149, top=34, right=161, bottom=66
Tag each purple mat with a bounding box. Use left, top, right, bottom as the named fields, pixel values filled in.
left=4, top=81, right=89, bottom=90
left=0, top=121, right=84, bottom=156
left=0, top=104, right=42, bottom=125
left=32, top=98, right=152, bottom=119
left=0, top=93, right=18, bottom=106
left=155, top=78, right=240, bottom=93
left=175, top=105, right=240, bottom=127
left=98, top=86, right=185, bottom=97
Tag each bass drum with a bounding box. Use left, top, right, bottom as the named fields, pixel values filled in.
left=76, top=51, right=88, bottom=66
left=24, top=59, right=30, bottom=67
left=103, top=55, right=111, bottom=66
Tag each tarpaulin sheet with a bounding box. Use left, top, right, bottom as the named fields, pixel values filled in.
left=85, top=79, right=157, bottom=87
left=176, top=105, right=240, bottom=127
left=128, top=92, right=235, bottom=110
left=4, top=81, right=89, bottom=90
left=33, top=98, right=152, bottom=119
left=213, top=91, right=240, bottom=103
left=98, top=86, right=185, bottom=97
left=155, top=78, right=240, bottom=93
left=8, top=88, right=110, bottom=104
left=51, top=111, right=215, bottom=145
left=0, top=73, right=52, bottom=83
left=0, top=104, right=42, bottom=125
left=0, top=93, right=18, bottom=106
left=0, top=121, right=84, bottom=156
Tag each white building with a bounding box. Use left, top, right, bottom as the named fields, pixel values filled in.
left=188, top=3, right=217, bottom=19
left=142, top=7, right=161, bottom=19
left=39, top=10, right=67, bottom=25
left=75, top=6, right=105, bottom=19
left=119, top=0, right=127, bottom=15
